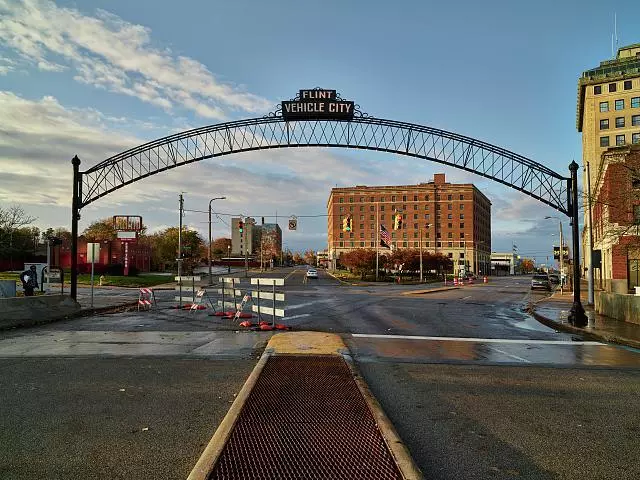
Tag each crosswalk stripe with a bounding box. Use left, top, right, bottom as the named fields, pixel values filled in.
left=352, top=334, right=604, bottom=345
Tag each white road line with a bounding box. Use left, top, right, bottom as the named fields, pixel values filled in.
left=490, top=346, right=532, bottom=363
left=281, top=313, right=311, bottom=321
left=461, top=295, right=472, bottom=300
left=287, top=299, right=332, bottom=310
left=351, top=334, right=604, bottom=345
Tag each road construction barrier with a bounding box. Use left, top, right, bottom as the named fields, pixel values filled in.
left=453, top=278, right=458, bottom=286
left=483, top=276, right=488, bottom=283
left=248, top=277, right=288, bottom=330
left=174, top=276, right=200, bottom=308
left=138, top=288, right=156, bottom=311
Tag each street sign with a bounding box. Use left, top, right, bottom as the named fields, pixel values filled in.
left=117, top=231, right=137, bottom=242
left=289, top=217, right=297, bottom=230
left=86, top=243, right=100, bottom=262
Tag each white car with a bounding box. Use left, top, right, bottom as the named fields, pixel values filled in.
left=306, top=269, right=318, bottom=279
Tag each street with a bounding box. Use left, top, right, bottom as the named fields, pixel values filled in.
left=1, top=272, right=639, bottom=479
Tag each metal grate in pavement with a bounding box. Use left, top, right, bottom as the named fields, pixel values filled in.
left=208, top=355, right=402, bottom=479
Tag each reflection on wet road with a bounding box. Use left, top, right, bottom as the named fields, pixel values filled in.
left=349, top=334, right=640, bottom=366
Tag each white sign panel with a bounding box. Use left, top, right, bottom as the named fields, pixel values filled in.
left=86, top=243, right=100, bottom=263
left=250, top=277, right=284, bottom=286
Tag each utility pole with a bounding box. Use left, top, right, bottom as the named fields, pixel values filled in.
left=559, top=221, right=565, bottom=295
left=178, top=193, right=184, bottom=308
left=376, top=202, right=379, bottom=281
left=244, top=217, right=249, bottom=277
left=419, top=225, right=423, bottom=282
left=208, top=196, right=226, bottom=285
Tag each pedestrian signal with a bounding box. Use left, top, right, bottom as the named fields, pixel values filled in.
left=342, top=217, right=352, bottom=232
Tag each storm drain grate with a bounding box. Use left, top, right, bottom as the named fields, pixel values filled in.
left=208, top=355, right=403, bottom=479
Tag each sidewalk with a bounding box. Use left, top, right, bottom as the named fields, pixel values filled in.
left=530, top=290, right=640, bottom=350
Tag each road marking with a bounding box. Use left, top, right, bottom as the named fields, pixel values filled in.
left=287, top=299, right=332, bottom=310
left=351, top=334, right=604, bottom=345
left=461, top=295, right=472, bottom=300
left=281, top=313, right=311, bottom=321
left=490, top=346, right=532, bottom=363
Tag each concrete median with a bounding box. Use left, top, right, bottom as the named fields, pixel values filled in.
left=0, top=294, right=81, bottom=330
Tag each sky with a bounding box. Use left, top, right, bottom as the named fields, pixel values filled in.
left=1, top=0, right=639, bottom=266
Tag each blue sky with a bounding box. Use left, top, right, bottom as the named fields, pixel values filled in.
left=1, top=0, right=638, bottom=265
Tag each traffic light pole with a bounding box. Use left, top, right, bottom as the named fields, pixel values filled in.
left=244, top=218, right=248, bottom=278
left=178, top=193, right=184, bottom=308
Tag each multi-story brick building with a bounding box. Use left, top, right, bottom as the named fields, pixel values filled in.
left=577, top=43, right=640, bottom=293
left=327, top=173, right=491, bottom=275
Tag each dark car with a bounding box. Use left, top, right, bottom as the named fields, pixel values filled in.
left=548, top=274, right=560, bottom=284
left=531, top=274, right=551, bottom=291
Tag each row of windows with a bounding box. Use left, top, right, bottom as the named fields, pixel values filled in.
left=599, top=115, right=640, bottom=129
left=339, top=230, right=470, bottom=239
left=337, top=241, right=480, bottom=248
left=594, top=80, right=634, bottom=95
left=337, top=193, right=467, bottom=203
left=599, top=133, right=640, bottom=147
left=599, top=97, right=640, bottom=112
left=338, top=213, right=469, bottom=222
left=338, top=203, right=468, bottom=213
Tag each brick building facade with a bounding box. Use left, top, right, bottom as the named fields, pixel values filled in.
left=327, top=173, right=491, bottom=275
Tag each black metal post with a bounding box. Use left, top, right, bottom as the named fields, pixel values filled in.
left=70, top=155, right=81, bottom=300
left=568, top=161, right=587, bottom=326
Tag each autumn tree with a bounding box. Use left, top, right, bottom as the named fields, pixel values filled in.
left=340, top=249, right=377, bottom=279
left=520, top=258, right=535, bottom=273
left=146, top=227, right=204, bottom=273
left=82, top=218, right=117, bottom=241
left=211, top=237, right=232, bottom=259
left=303, top=249, right=317, bottom=266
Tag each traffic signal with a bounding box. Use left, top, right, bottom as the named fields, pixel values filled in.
left=342, top=216, right=352, bottom=232
left=393, top=214, right=402, bottom=230
left=238, top=220, right=244, bottom=233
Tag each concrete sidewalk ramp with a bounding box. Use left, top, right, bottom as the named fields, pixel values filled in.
left=188, top=331, right=422, bottom=479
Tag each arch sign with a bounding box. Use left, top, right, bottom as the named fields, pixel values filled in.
left=69, top=87, right=586, bottom=325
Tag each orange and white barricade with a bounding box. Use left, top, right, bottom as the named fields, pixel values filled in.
left=138, top=288, right=156, bottom=311
left=189, top=289, right=210, bottom=313
left=453, top=277, right=458, bottom=286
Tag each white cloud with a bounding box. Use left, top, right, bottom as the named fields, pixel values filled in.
left=0, top=0, right=271, bottom=118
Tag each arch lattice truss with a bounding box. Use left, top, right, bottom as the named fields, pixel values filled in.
left=80, top=117, right=570, bottom=215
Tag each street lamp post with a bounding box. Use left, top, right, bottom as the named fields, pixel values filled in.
left=545, top=216, right=565, bottom=294
left=227, top=245, right=231, bottom=273
left=419, top=224, right=423, bottom=283
left=208, top=196, right=226, bottom=285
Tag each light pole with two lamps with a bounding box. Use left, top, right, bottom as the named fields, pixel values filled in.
left=208, top=196, right=226, bottom=284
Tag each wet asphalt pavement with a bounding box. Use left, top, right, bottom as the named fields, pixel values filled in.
left=1, top=271, right=639, bottom=479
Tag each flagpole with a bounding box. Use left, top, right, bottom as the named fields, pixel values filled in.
left=376, top=201, right=379, bottom=282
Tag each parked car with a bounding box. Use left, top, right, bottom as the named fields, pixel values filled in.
left=306, top=268, right=318, bottom=279
left=548, top=273, right=560, bottom=284
left=531, top=274, right=551, bottom=291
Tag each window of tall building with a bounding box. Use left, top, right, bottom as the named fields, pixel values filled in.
left=349, top=197, right=353, bottom=202
left=634, top=205, right=640, bottom=225
left=359, top=215, right=364, bottom=221
left=403, top=204, right=407, bottom=210
left=413, top=195, right=418, bottom=201
left=460, top=214, right=465, bottom=219
left=600, top=101, right=609, bottom=112
left=460, top=223, right=465, bottom=229
left=447, top=194, right=452, bottom=200
left=370, top=196, right=375, bottom=202
left=370, top=205, right=374, bottom=212
left=460, top=232, right=465, bottom=238
left=414, top=241, right=419, bottom=247
left=359, top=197, right=364, bottom=202
left=350, top=233, right=354, bottom=238
left=391, top=195, right=396, bottom=201
left=448, top=242, right=453, bottom=247
left=413, top=214, right=418, bottom=219
left=413, top=225, right=418, bottom=231
left=609, top=82, right=617, bottom=93
left=370, top=224, right=374, bottom=230
left=633, top=133, right=640, bottom=144
left=632, top=115, right=640, bottom=126
left=381, top=214, right=385, bottom=220
left=339, top=197, right=344, bottom=203
left=339, top=206, right=344, bottom=212
left=424, top=195, right=429, bottom=201
left=380, top=196, right=385, bottom=202
left=600, top=119, right=609, bottom=130
left=360, top=232, right=364, bottom=238
left=349, top=206, right=354, bottom=212
left=594, top=85, right=602, bottom=95
left=616, top=117, right=625, bottom=128
left=615, top=99, right=624, bottom=110
left=436, top=194, right=441, bottom=200
left=403, top=242, right=408, bottom=247
left=339, top=241, right=343, bottom=247
left=600, top=136, right=610, bottom=147
left=370, top=242, right=375, bottom=247
left=447, top=214, right=452, bottom=219
left=339, top=232, right=344, bottom=238
left=436, top=204, right=441, bottom=210
left=616, top=134, right=625, bottom=146
left=624, top=80, right=632, bottom=90
left=370, top=215, right=374, bottom=221
left=359, top=206, right=364, bottom=211
left=380, top=205, right=385, bottom=211
left=447, top=232, right=453, bottom=238
left=632, top=97, right=640, bottom=108
left=437, top=232, right=441, bottom=239
left=413, top=204, right=418, bottom=210
left=402, top=195, right=407, bottom=201
left=460, top=204, right=464, bottom=210
left=350, top=241, right=354, bottom=247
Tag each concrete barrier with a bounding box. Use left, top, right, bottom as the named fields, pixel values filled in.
left=0, top=295, right=81, bottom=330
left=595, top=291, right=640, bottom=325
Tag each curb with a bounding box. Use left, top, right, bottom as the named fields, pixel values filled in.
left=401, top=286, right=459, bottom=295
left=187, top=348, right=271, bottom=480
left=528, top=306, right=640, bottom=350
left=342, top=352, right=423, bottom=479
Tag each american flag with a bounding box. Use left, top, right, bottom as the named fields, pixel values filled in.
left=380, top=224, right=391, bottom=248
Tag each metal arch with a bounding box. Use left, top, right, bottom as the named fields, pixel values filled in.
left=79, top=116, right=571, bottom=215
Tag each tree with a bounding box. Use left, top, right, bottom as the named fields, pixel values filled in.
left=340, top=249, right=377, bottom=279
left=303, top=249, right=317, bottom=266
left=521, top=258, right=535, bottom=274
left=0, top=204, right=37, bottom=248
left=211, top=237, right=232, bottom=259
left=146, top=227, right=204, bottom=273
left=292, top=252, right=304, bottom=265
left=82, top=218, right=117, bottom=241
